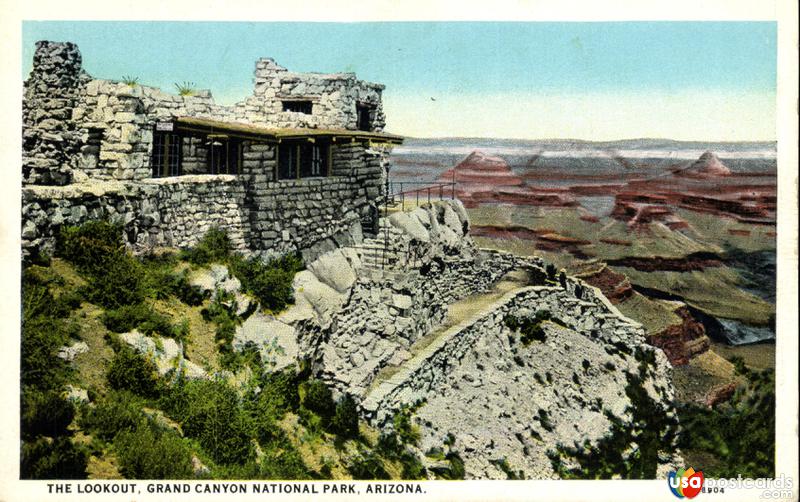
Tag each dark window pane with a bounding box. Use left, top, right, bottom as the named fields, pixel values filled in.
left=282, top=101, right=313, bottom=114
left=357, top=105, right=372, bottom=131
left=278, top=144, right=295, bottom=180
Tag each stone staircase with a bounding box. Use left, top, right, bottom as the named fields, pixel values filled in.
left=353, top=219, right=411, bottom=281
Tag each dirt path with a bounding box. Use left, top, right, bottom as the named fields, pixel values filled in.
left=366, top=268, right=530, bottom=392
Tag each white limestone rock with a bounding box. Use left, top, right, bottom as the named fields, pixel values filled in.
left=233, top=313, right=298, bottom=370
left=307, top=249, right=357, bottom=294
left=293, top=270, right=345, bottom=326
left=389, top=211, right=430, bottom=242
left=57, top=341, right=89, bottom=362
left=119, top=330, right=206, bottom=380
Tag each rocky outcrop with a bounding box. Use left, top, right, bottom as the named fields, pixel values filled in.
left=313, top=200, right=538, bottom=395
left=646, top=305, right=710, bottom=366
left=677, top=151, right=731, bottom=178
left=359, top=281, right=680, bottom=479
left=119, top=330, right=206, bottom=380
left=436, top=151, right=524, bottom=189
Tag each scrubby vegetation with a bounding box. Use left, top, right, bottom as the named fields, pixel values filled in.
left=547, top=347, right=678, bottom=479
left=21, top=269, right=88, bottom=478
left=21, top=221, right=423, bottom=481
left=505, top=310, right=566, bottom=345
left=676, top=357, right=775, bottom=478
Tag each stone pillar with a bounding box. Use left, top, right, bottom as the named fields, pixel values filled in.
left=22, top=41, right=85, bottom=185
left=252, top=58, right=288, bottom=96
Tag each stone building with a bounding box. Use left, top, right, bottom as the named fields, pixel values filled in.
left=22, top=41, right=402, bottom=259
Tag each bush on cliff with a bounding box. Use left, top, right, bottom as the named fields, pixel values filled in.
left=102, top=303, right=189, bottom=342
left=161, top=379, right=255, bottom=466
left=21, top=437, right=88, bottom=479
left=676, top=359, right=775, bottom=478
left=57, top=221, right=146, bottom=308
left=107, top=346, right=161, bottom=398
left=505, top=310, right=562, bottom=345
left=115, top=421, right=195, bottom=479
left=229, top=253, right=303, bottom=312
left=79, top=391, right=147, bottom=441
left=21, top=390, right=75, bottom=440
left=180, top=227, right=232, bottom=266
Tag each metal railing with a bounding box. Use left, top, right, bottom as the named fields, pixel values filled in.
left=387, top=179, right=457, bottom=212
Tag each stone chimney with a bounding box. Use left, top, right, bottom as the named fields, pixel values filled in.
left=22, top=41, right=85, bottom=185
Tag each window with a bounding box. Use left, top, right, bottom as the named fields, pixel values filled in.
left=277, top=141, right=329, bottom=180
left=206, top=136, right=241, bottom=175
left=152, top=131, right=182, bottom=177
left=282, top=100, right=313, bottom=114
left=356, top=104, right=373, bottom=131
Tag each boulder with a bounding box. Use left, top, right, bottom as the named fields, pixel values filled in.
left=57, top=341, right=89, bottom=362
left=442, top=204, right=463, bottom=235
left=233, top=313, right=298, bottom=370
left=307, top=249, right=357, bottom=294
left=293, top=270, right=345, bottom=326
left=389, top=211, right=430, bottom=242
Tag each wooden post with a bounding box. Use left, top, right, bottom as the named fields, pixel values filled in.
left=326, top=143, right=332, bottom=177
left=162, top=134, right=169, bottom=177
left=274, top=143, right=279, bottom=181
left=295, top=143, right=300, bottom=180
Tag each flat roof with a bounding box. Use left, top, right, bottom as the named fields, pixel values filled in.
left=172, top=117, right=404, bottom=145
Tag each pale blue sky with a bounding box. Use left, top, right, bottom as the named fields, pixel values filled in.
left=22, top=22, right=777, bottom=140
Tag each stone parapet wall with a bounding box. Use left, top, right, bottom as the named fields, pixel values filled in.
left=21, top=171, right=380, bottom=260
left=361, top=283, right=647, bottom=424
left=22, top=176, right=250, bottom=256
left=247, top=58, right=386, bottom=131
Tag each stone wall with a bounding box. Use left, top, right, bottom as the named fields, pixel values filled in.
left=22, top=176, right=251, bottom=256
left=22, top=41, right=87, bottom=185
left=242, top=58, right=386, bottom=131
left=317, top=250, right=538, bottom=396
left=23, top=41, right=391, bottom=185
left=361, top=282, right=648, bottom=424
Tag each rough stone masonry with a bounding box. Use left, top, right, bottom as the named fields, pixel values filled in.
left=22, top=41, right=399, bottom=261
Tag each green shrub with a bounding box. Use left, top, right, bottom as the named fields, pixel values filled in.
left=181, top=227, right=232, bottom=265
left=21, top=437, right=88, bottom=479
left=101, top=303, right=189, bottom=343
left=254, top=369, right=300, bottom=417
left=21, top=316, right=76, bottom=391
left=20, top=389, right=75, bottom=440
left=163, top=379, right=254, bottom=465
left=79, top=391, right=146, bottom=441
left=229, top=253, right=303, bottom=312
left=300, top=380, right=335, bottom=422
left=393, top=406, right=420, bottom=446
left=347, top=450, right=390, bottom=480
left=107, top=346, right=160, bottom=397
left=83, top=254, right=146, bottom=308
left=57, top=221, right=124, bottom=273
left=115, top=421, right=195, bottom=479
left=258, top=435, right=313, bottom=480
left=331, top=394, right=360, bottom=439
left=491, top=458, right=524, bottom=479
left=504, top=311, right=555, bottom=345
left=677, top=364, right=775, bottom=478
left=546, top=263, right=558, bottom=281
left=57, top=221, right=147, bottom=308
